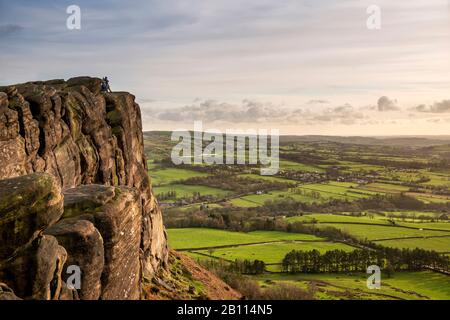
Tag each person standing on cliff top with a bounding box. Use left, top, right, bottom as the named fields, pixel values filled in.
left=101, top=77, right=112, bottom=93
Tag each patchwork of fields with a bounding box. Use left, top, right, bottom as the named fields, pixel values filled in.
left=168, top=228, right=450, bottom=299
left=145, top=133, right=450, bottom=300
left=150, top=162, right=450, bottom=209
left=286, top=213, right=450, bottom=252
left=168, top=228, right=354, bottom=272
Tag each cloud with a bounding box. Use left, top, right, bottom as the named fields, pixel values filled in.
left=140, top=95, right=450, bottom=134
left=412, top=100, right=450, bottom=113
left=306, top=99, right=329, bottom=105
left=413, top=104, right=428, bottom=112
left=0, top=24, right=23, bottom=37
left=309, top=104, right=364, bottom=125
left=1, top=1, right=449, bottom=135
left=156, top=99, right=282, bottom=123
left=151, top=99, right=366, bottom=126
left=377, top=96, right=399, bottom=112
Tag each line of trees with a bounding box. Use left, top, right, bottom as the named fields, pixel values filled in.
left=200, top=257, right=266, bottom=275
left=262, top=193, right=450, bottom=214
left=182, top=176, right=294, bottom=194
left=157, top=190, right=177, bottom=200
left=282, top=248, right=449, bottom=274
left=230, top=259, right=266, bottom=275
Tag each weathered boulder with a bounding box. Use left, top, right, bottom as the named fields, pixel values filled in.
left=0, top=235, right=67, bottom=300
left=58, top=281, right=79, bottom=300
left=0, top=92, right=8, bottom=109
left=0, top=77, right=168, bottom=279
left=63, top=185, right=142, bottom=300
left=0, top=173, right=63, bottom=260
left=0, top=283, right=21, bottom=300
left=45, top=218, right=104, bottom=300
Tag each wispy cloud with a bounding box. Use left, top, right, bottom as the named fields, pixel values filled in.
left=0, top=24, right=23, bottom=37
left=412, top=100, right=450, bottom=113
left=377, top=96, right=399, bottom=112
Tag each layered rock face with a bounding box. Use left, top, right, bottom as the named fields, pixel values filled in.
left=0, top=77, right=168, bottom=300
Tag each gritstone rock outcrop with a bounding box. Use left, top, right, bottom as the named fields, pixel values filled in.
left=0, top=77, right=168, bottom=300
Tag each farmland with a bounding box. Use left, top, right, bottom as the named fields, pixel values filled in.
left=168, top=228, right=354, bottom=272
left=149, top=166, right=208, bottom=186
left=167, top=228, right=324, bottom=250
left=256, top=271, right=450, bottom=300
left=145, top=132, right=450, bottom=300
left=195, top=242, right=355, bottom=266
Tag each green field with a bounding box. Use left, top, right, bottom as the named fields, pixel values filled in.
left=280, top=160, right=325, bottom=173
left=420, top=170, right=450, bottom=187
left=382, top=211, right=441, bottom=219
left=287, top=213, right=391, bottom=225
left=230, top=187, right=351, bottom=208
left=363, top=182, right=410, bottom=192
left=230, top=190, right=325, bottom=207
left=375, top=236, right=450, bottom=252
left=256, top=271, right=450, bottom=300
left=167, top=228, right=324, bottom=249
left=155, top=184, right=230, bottom=199
left=146, top=132, right=450, bottom=300
left=238, top=173, right=297, bottom=184
left=298, top=182, right=380, bottom=199
left=229, top=182, right=384, bottom=208
left=287, top=212, right=450, bottom=226
left=398, top=221, right=450, bottom=231
left=149, top=167, right=208, bottom=186
left=197, top=241, right=355, bottom=265
left=337, top=161, right=385, bottom=172
left=286, top=213, right=450, bottom=251
left=312, top=223, right=448, bottom=240
left=229, top=191, right=315, bottom=207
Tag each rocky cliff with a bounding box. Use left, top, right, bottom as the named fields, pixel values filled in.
left=0, top=77, right=168, bottom=299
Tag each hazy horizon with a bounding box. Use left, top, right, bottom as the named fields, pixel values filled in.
left=144, top=130, right=450, bottom=139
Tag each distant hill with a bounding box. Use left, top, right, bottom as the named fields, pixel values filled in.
left=144, top=131, right=450, bottom=147
left=279, top=135, right=450, bottom=147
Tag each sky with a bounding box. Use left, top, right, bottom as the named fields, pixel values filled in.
left=1, top=0, right=450, bottom=135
